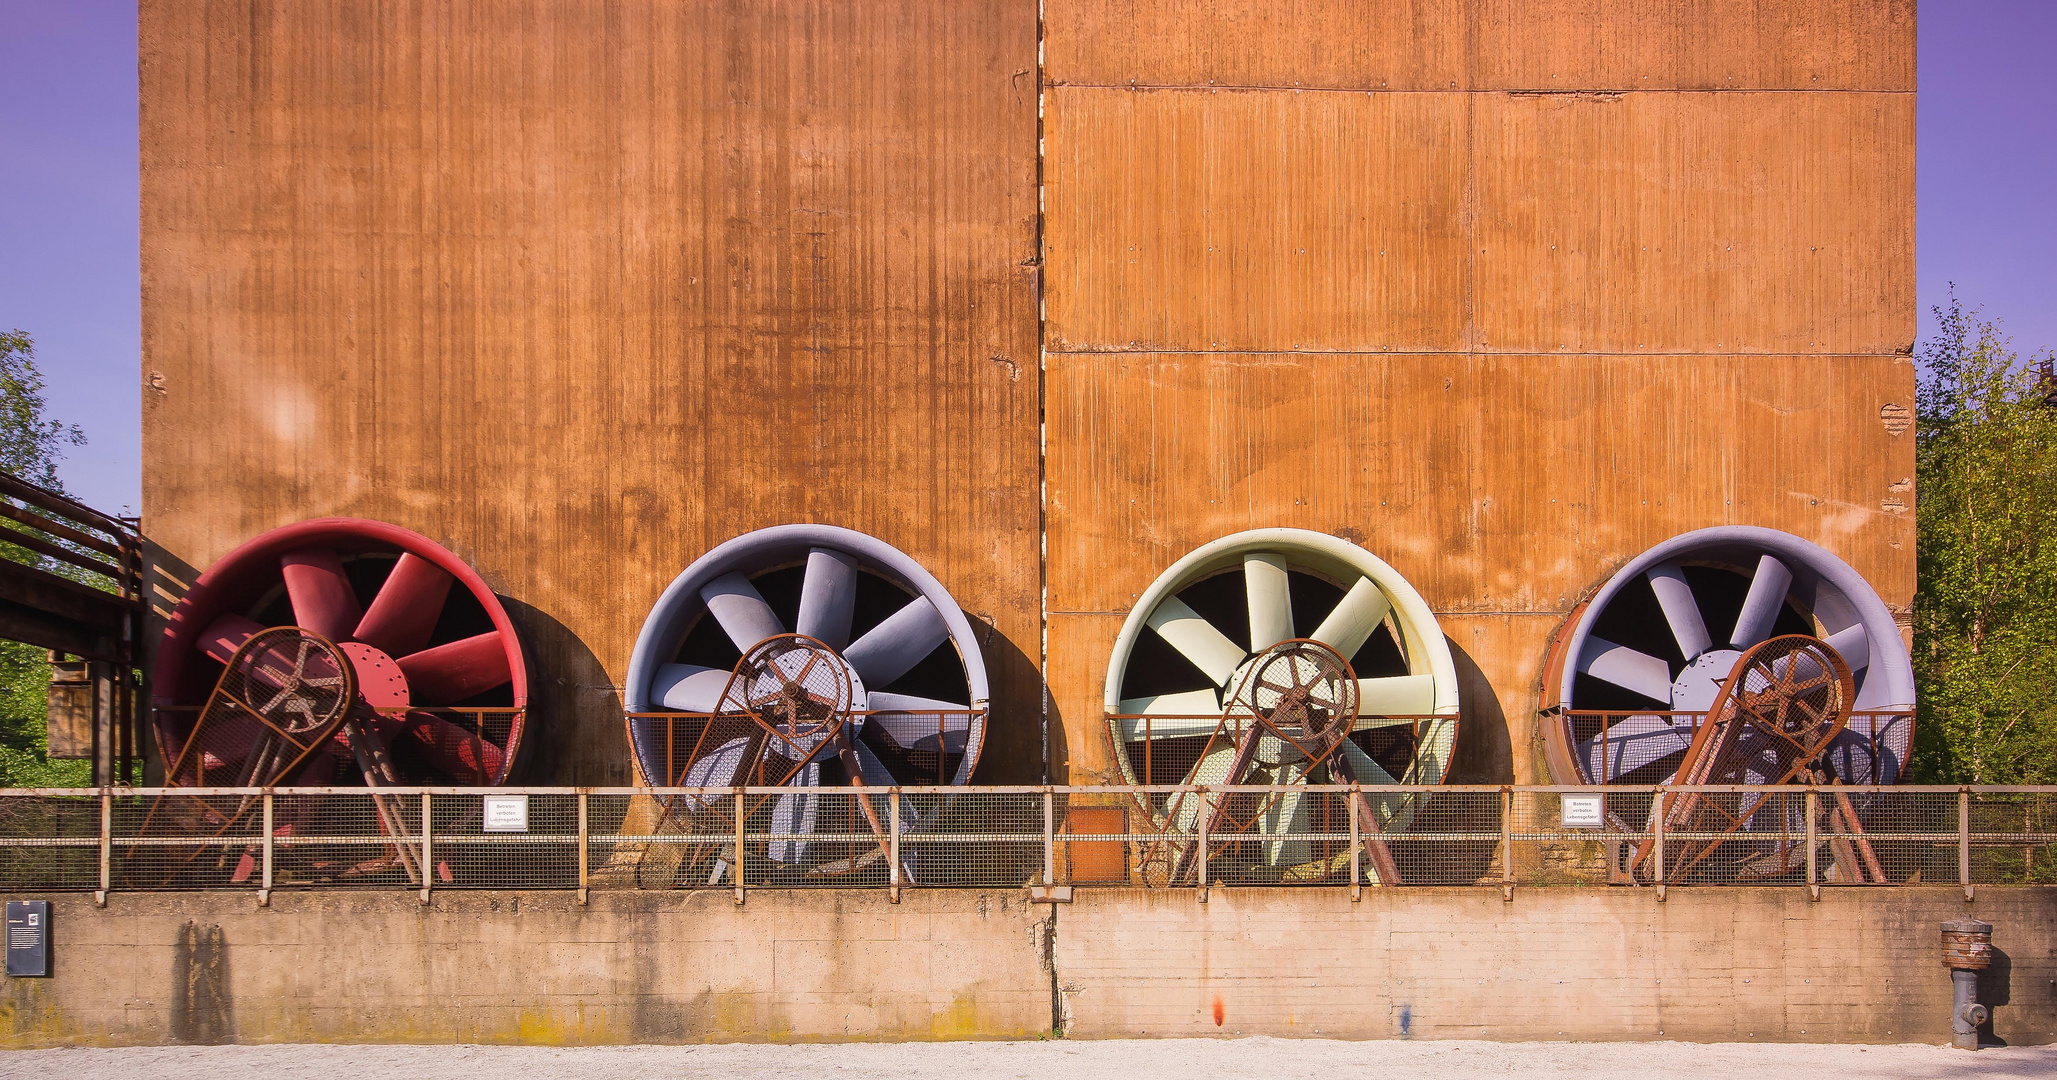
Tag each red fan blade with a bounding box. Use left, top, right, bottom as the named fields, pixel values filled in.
left=352, top=553, right=454, bottom=657
left=367, top=710, right=505, bottom=782
left=280, top=548, right=363, bottom=640
left=394, top=632, right=513, bottom=704
left=197, top=613, right=263, bottom=664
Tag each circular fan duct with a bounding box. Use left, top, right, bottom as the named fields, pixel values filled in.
left=1102, top=529, right=1459, bottom=884
left=623, top=525, right=990, bottom=882
left=1541, top=525, right=1914, bottom=790
left=153, top=518, right=529, bottom=786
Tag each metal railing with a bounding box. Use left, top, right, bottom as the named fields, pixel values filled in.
left=0, top=785, right=2051, bottom=901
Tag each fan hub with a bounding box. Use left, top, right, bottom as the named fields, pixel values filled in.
left=1670, top=648, right=1741, bottom=712
left=339, top=641, right=411, bottom=711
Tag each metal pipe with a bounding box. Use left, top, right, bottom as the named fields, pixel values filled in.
left=890, top=788, right=903, bottom=903
left=1942, top=919, right=1993, bottom=1050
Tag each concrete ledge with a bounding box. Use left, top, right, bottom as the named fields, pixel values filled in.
left=2, top=887, right=2051, bottom=1046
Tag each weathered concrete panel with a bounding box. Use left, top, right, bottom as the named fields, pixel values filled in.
left=1046, top=0, right=1914, bottom=91
left=138, top=0, right=1044, bottom=784
left=1043, top=352, right=1915, bottom=783
left=6, top=888, right=2052, bottom=1046
left=0, top=890, right=1055, bottom=1046
left=1054, top=888, right=2057, bottom=1044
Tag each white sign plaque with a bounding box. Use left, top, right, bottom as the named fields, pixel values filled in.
left=482, top=794, right=529, bottom=833
left=1561, top=794, right=1604, bottom=829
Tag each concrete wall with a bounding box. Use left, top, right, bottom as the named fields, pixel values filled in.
left=5, top=887, right=2052, bottom=1047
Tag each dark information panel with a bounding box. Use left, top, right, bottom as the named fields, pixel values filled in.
left=6, top=900, right=48, bottom=977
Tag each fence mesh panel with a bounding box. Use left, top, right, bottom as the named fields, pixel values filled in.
left=3, top=786, right=2053, bottom=894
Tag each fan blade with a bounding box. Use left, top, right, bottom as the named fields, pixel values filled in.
left=1729, top=554, right=1794, bottom=649
left=1577, top=714, right=1691, bottom=782
left=865, top=692, right=972, bottom=752
left=651, top=663, right=732, bottom=712
left=701, top=572, right=785, bottom=652
left=1114, top=688, right=1223, bottom=740
left=848, top=739, right=917, bottom=830
left=767, top=763, right=821, bottom=863
left=1145, top=595, right=1245, bottom=687
left=367, top=711, right=506, bottom=782
left=1336, top=739, right=1399, bottom=786
left=197, top=613, right=264, bottom=664
left=1577, top=637, right=1674, bottom=702
left=1822, top=623, right=1870, bottom=672
left=1256, top=768, right=1310, bottom=869
left=843, top=596, right=949, bottom=689
left=280, top=549, right=364, bottom=641
left=793, top=548, right=859, bottom=651
left=353, top=554, right=455, bottom=657
left=1310, top=577, right=1391, bottom=660
left=1646, top=563, right=1712, bottom=661
left=1355, top=674, right=1436, bottom=717
left=681, top=736, right=755, bottom=791
left=394, top=632, right=511, bottom=704
left=1244, top=552, right=1294, bottom=652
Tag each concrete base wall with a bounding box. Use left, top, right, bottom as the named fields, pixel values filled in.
left=3, top=888, right=2052, bottom=1047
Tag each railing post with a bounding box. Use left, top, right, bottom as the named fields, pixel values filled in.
left=733, top=787, right=746, bottom=906
left=1805, top=788, right=1819, bottom=902
left=576, top=789, right=590, bottom=905
left=419, top=791, right=432, bottom=905
left=1040, top=788, right=1054, bottom=889
left=1196, top=786, right=1210, bottom=902
left=260, top=791, right=274, bottom=906
left=890, top=787, right=903, bottom=904
left=96, top=788, right=111, bottom=906
left=1653, top=786, right=1667, bottom=902
left=1347, top=785, right=1362, bottom=903
left=1959, top=787, right=1973, bottom=902
left=1500, top=786, right=1515, bottom=901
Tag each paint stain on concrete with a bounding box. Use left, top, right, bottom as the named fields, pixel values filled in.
left=1212, top=995, right=1224, bottom=1027
left=169, top=921, right=232, bottom=1045
left=1399, top=1003, right=1412, bottom=1038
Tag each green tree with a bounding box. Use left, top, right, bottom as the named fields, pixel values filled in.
left=1910, top=297, right=2057, bottom=784
left=0, top=330, right=89, bottom=787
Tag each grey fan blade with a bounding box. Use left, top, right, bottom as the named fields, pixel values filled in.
left=701, top=572, right=785, bottom=652
left=794, top=548, right=859, bottom=650
left=1578, top=714, right=1692, bottom=782
left=1647, top=563, right=1712, bottom=661
left=767, top=763, right=821, bottom=864
left=1577, top=637, right=1674, bottom=702
left=1729, top=554, right=1794, bottom=649
left=651, top=663, right=731, bottom=712
left=1145, top=595, right=1245, bottom=686
left=1244, top=552, right=1294, bottom=652
left=1822, top=716, right=1901, bottom=784
left=866, top=691, right=972, bottom=752
left=843, top=595, right=949, bottom=688
left=1310, top=577, right=1391, bottom=660
left=849, top=739, right=917, bottom=830
left=1823, top=622, right=1870, bottom=671
left=681, top=736, right=754, bottom=790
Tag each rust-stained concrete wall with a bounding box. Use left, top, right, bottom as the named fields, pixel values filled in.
left=138, top=0, right=1043, bottom=784
left=0, top=890, right=1056, bottom=1045
left=5, top=887, right=2053, bottom=1046
left=1040, top=0, right=1918, bottom=785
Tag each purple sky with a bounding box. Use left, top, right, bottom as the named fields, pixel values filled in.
left=1, top=2, right=2052, bottom=514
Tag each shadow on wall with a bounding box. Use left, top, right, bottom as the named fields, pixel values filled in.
left=138, top=538, right=203, bottom=786
left=969, top=611, right=1047, bottom=785
left=1445, top=637, right=1513, bottom=785
left=1981, top=945, right=2013, bottom=1047
left=500, top=598, right=630, bottom=787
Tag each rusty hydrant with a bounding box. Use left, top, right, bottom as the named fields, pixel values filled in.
left=1941, top=918, right=1992, bottom=1050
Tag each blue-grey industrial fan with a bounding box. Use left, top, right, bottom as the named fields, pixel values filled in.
left=623, top=525, right=990, bottom=883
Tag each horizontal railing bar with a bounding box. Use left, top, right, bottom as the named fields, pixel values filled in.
left=20, top=784, right=2057, bottom=798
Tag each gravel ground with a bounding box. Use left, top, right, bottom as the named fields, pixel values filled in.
left=2, top=1038, right=2053, bottom=1080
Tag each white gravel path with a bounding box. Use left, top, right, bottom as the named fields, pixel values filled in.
left=2, top=1038, right=2053, bottom=1080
